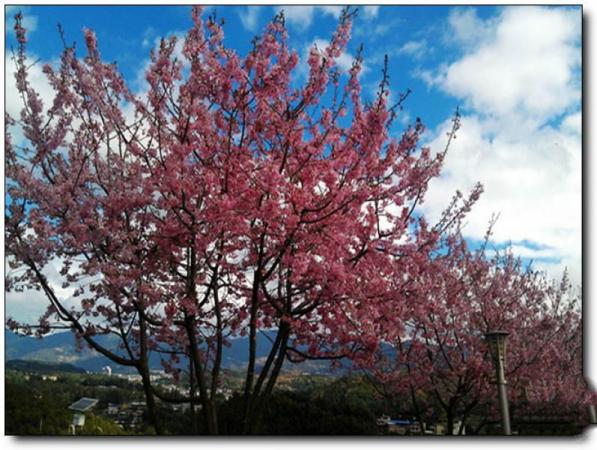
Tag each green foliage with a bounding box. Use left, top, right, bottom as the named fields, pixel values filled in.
left=79, top=414, right=127, bottom=435
left=6, top=359, right=85, bottom=374
left=154, top=404, right=196, bottom=435
left=6, top=368, right=587, bottom=435
left=5, top=379, right=71, bottom=435
left=217, top=375, right=389, bottom=435
left=5, top=370, right=136, bottom=435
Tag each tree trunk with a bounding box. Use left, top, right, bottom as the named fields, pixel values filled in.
left=138, top=316, right=163, bottom=435
left=409, top=386, right=425, bottom=434
left=139, top=363, right=162, bottom=435
left=189, top=351, right=198, bottom=434
left=458, top=417, right=467, bottom=435
left=446, top=409, right=454, bottom=435
left=185, top=317, right=218, bottom=434
left=245, top=322, right=290, bottom=434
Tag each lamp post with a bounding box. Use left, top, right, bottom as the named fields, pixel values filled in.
left=68, top=397, right=98, bottom=435
left=485, top=330, right=512, bottom=435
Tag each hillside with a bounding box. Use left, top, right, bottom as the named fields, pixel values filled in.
left=6, top=359, right=86, bottom=374
left=4, top=329, right=346, bottom=375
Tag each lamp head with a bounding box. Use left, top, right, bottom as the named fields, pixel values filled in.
left=484, top=330, right=509, bottom=362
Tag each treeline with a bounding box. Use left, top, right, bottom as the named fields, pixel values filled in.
left=5, top=369, right=588, bottom=435
left=5, top=370, right=388, bottom=435
left=5, top=370, right=140, bottom=435
left=217, top=376, right=385, bottom=435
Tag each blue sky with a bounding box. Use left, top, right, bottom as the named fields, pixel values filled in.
left=4, top=4, right=582, bottom=322
left=5, top=5, right=467, bottom=126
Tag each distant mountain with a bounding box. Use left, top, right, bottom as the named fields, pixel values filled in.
left=4, top=329, right=347, bottom=375
left=6, top=359, right=86, bottom=374
left=5, top=329, right=129, bottom=373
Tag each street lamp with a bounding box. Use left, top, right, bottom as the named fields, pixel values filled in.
left=68, top=397, right=98, bottom=435
left=485, top=330, right=512, bottom=435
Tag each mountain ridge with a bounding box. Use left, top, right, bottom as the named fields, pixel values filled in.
left=4, top=329, right=345, bottom=375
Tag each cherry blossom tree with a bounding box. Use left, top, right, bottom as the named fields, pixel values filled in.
left=362, top=221, right=593, bottom=434
left=6, top=7, right=481, bottom=434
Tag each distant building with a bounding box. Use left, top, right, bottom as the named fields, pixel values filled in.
left=103, top=365, right=112, bottom=376
left=377, top=415, right=422, bottom=435
left=125, top=374, right=142, bottom=382
left=377, top=414, right=391, bottom=427
left=110, top=401, right=147, bottom=430
left=216, top=387, right=233, bottom=401
left=453, top=420, right=465, bottom=435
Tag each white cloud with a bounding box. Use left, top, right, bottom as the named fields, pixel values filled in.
left=398, top=109, right=412, bottom=127
left=508, top=244, right=560, bottom=260
left=561, top=110, right=581, bottom=135
left=133, top=31, right=187, bottom=93
left=277, top=6, right=342, bottom=31
left=5, top=6, right=38, bottom=37
left=420, top=6, right=582, bottom=284
left=141, top=27, right=156, bottom=48
left=362, top=6, right=380, bottom=20
left=446, top=7, right=494, bottom=48
left=423, top=113, right=581, bottom=283
left=238, top=6, right=262, bottom=33
left=303, top=38, right=369, bottom=77
left=397, top=40, right=428, bottom=60
left=411, top=67, right=440, bottom=88
left=5, top=257, right=80, bottom=325
left=436, top=7, right=580, bottom=121
left=5, top=55, right=52, bottom=119
left=355, top=17, right=400, bottom=40
left=318, top=6, right=343, bottom=19
left=6, top=289, right=50, bottom=325
left=5, top=53, right=57, bottom=149
left=371, top=22, right=392, bottom=36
